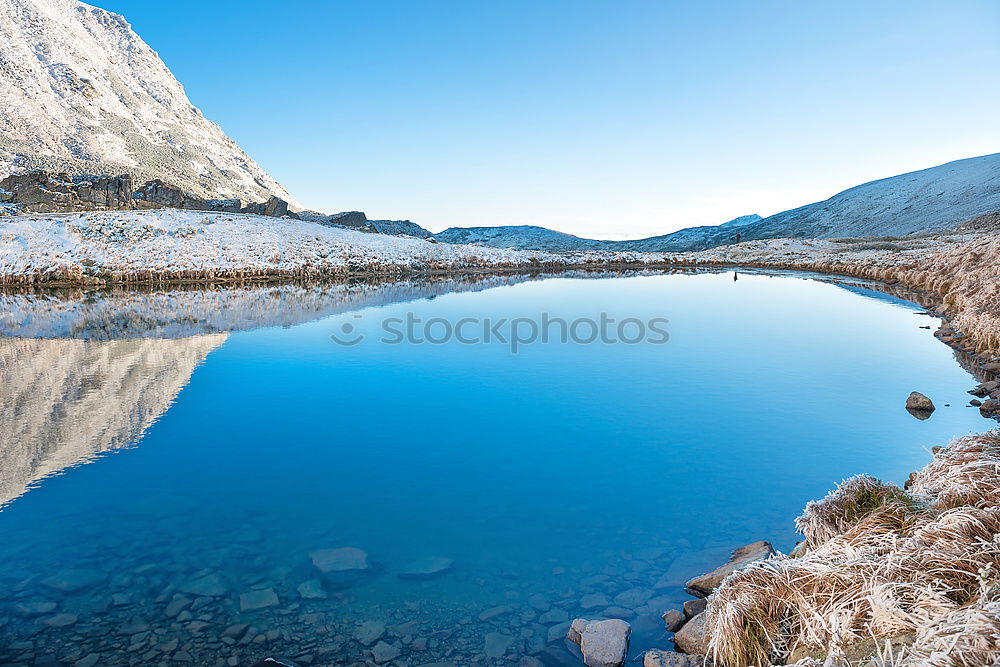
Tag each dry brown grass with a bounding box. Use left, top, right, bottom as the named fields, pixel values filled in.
left=703, top=432, right=1000, bottom=667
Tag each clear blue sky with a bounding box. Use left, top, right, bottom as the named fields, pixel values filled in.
left=91, top=0, right=999, bottom=237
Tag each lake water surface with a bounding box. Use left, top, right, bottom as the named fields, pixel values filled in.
left=0, top=270, right=989, bottom=666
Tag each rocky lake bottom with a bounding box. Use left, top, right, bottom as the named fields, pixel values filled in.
left=0, top=271, right=993, bottom=666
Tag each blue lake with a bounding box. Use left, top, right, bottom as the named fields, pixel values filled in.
left=0, top=270, right=989, bottom=666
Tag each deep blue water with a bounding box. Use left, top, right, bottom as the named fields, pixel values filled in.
left=0, top=271, right=989, bottom=666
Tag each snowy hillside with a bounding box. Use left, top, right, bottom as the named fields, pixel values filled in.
left=434, top=216, right=762, bottom=252
left=434, top=225, right=609, bottom=251
left=0, top=0, right=298, bottom=206
left=0, top=209, right=683, bottom=284
left=432, top=154, right=1000, bottom=252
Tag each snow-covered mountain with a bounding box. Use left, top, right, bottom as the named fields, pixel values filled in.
left=0, top=0, right=298, bottom=206
left=434, top=154, right=1000, bottom=252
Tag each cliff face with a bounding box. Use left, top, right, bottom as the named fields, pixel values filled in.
left=0, top=333, right=226, bottom=507
left=0, top=0, right=299, bottom=207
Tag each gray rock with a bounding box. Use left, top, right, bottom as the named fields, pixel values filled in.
left=180, top=574, right=228, bottom=597
left=673, top=612, right=709, bottom=655
left=644, top=649, right=709, bottom=666
left=479, top=605, right=513, bottom=622
left=41, top=568, right=107, bottom=593
left=613, top=588, right=653, bottom=607
left=601, top=606, right=635, bottom=619
left=297, top=579, right=328, bottom=600
left=239, top=588, right=278, bottom=612
left=371, top=640, right=401, bottom=664
left=568, top=618, right=589, bottom=645
left=685, top=541, right=775, bottom=595
left=398, top=557, right=454, bottom=579
left=484, top=632, right=516, bottom=659
left=164, top=597, right=191, bottom=618
left=39, top=613, right=77, bottom=627
left=263, top=196, right=289, bottom=218
left=326, top=211, right=368, bottom=228
left=905, top=391, right=936, bottom=418
left=569, top=619, right=631, bottom=667
left=580, top=593, right=610, bottom=609
left=547, top=621, right=572, bottom=643
left=15, top=602, right=58, bottom=617
left=75, top=653, right=102, bottom=667
left=662, top=609, right=685, bottom=632
left=355, top=620, right=386, bottom=646
left=539, top=608, right=569, bottom=624
left=309, top=547, right=369, bottom=574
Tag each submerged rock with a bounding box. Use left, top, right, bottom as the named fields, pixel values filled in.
left=355, top=620, right=386, bottom=646
left=484, top=632, right=516, bottom=659
left=371, top=640, right=401, bottom=664
left=905, top=391, right=936, bottom=419
left=239, top=588, right=278, bottom=612
left=14, top=602, right=58, bottom=617
left=685, top=541, right=775, bottom=596
left=398, top=556, right=454, bottom=579
left=41, top=568, right=107, bottom=593
left=296, top=579, right=328, bottom=600
left=309, top=547, right=370, bottom=574
left=568, top=618, right=631, bottom=667
left=180, top=573, right=229, bottom=597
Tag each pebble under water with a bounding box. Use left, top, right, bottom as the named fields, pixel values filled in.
left=0, top=270, right=990, bottom=666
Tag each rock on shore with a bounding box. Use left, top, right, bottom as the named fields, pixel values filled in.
left=568, top=618, right=631, bottom=667
left=685, top=540, right=775, bottom=596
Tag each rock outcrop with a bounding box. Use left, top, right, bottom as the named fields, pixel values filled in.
left=0, top=171, right=288, bottom=216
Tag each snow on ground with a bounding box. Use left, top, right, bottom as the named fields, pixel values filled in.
left=0, top=209, right=675, bottom=283
left=0, top=207, right=994, bottom=287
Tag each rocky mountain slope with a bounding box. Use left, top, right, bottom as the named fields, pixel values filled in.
left=434, top=154, right=1000, bottom=252
left=0, top=0, right=298, bottom=206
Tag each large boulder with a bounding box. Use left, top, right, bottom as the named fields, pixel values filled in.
left=263, top=196, right=289, bottom=217
left=685, top=541, right=775, bottom=596
left=568, top=619, right=631, bottom=667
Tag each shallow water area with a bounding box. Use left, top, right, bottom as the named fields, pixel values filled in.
left=0, top=270, right=990, bottom=666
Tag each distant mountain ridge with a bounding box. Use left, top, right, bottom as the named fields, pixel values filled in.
left=0, top=0, right=299, bottom=206
left=434, top=154, right=1000, bottom=252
